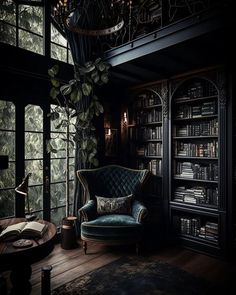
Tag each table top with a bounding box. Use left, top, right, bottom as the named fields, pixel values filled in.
left=0, top=218, right=57, bottom=271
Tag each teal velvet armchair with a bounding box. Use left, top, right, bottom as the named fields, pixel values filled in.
left=77, top=165, right=149, bottom=254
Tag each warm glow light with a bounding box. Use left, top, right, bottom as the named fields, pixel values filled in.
left=124, top=112, right=127, bottom=123
left=108, top=128, right=111, bottom=136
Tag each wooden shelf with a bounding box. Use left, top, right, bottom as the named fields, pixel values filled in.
left=173, top=176, right=218, bottom=183
left=174, top=114, right=218, bottom=122
left=175, top=95, right=218, bottom=104
left=174, top=156, right=218, bottom=160
left=173, top=136, right=218, bottom=139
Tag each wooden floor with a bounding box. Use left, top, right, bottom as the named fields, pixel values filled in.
left=3, top=240, right=236, bottom=294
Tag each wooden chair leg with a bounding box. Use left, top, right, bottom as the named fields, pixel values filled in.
left=83, top=241, right=87, bottom=254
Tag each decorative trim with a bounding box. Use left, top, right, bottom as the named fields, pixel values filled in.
left=161, top=82, right=168, bottom=120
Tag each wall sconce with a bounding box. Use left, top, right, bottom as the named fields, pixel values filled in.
left=15, top=173, right=36, bottom=221
left=107, top=128, right=111, bottom=136
left=123, top=112, right=127, bottom=124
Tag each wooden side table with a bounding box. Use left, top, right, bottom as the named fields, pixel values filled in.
left=0, top=218, right=56, bottom=295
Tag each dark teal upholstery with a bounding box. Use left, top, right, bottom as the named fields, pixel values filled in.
left=77, top=165, right=149, bottom=254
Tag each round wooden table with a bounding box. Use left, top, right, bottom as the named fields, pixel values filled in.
left=0, top=218, right=57, bottom=295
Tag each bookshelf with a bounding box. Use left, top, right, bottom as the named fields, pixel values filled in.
left=123, top=67, right=231, bottom=256
left=126, top=85, right=165, bottom=249
left=169, top=73, right=226, bottom=256
left=127, top=88, right=163, bottom=176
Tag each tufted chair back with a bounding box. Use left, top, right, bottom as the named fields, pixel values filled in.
left=77, top=165, right=149, bottom=203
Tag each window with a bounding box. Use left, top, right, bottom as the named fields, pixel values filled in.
left=0, top=100, right=16, bottom=218
left=0, top=99, right=75, bottom=227
left=51, top=23, right=73, bottom=64
left=50, top=105, right=76, bottom=226
left=24, top=104, right=44, bottom=218
left=0, top=1, right=73, bottom=64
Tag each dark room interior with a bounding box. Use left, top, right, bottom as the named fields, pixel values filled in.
left=0, top=1, right=235, bottom=294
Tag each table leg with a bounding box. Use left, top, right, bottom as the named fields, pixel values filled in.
left=10, top=264, right=32, bottom=295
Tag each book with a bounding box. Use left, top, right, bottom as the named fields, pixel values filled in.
left=0, top=221, right=48, bottom=241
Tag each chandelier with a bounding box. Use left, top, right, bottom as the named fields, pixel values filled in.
left=51, top=0, right=132, bottom=36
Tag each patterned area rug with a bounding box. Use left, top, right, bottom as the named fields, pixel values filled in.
left=51, top=256, right=212, bottom=295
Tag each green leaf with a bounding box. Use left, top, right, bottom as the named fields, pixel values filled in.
left=51, top=78, right=60, bottom=88
left=46, top=140, right=58, bottom=154
left=92, top=158, right=99, bottom=167
left=81, top=140, right=88, bottom=150
left=78, top=112, right=87, bottom=122
left=71, top=89, right=82, bottom=103
left=48, top=65, right=59, bottom=78
left=94, top=57, right=102, bottom=64
left=91, top=71, right=99, bottom=83
left=60, top=84, right=72, bottom=96
left=95, top=101, right=104, bottom=114
left=50, top=112, right=60, bottom=121
left=50, top=87, right=60, bottom=99
left=82, top=83, right=92, bottom=96
left=101, top=73, right=109, bottom=84
left=97, top=61, right=106, bottom=72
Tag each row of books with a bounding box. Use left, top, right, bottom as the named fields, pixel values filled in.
left=136, top=159, right=162, bottom=176
left=174, top=161, right=218, bottom=181
left=136, top=143, right=162, bottom=156
left=129, top=126, right=162, bottom=141
left=174, top=216, right=218, bottom=241
left=175, top=81, right=217, bottom=101
left=174, top=141, right=218, bottom=158
left=175, top=101, right=217, bottom=119
left=173, top=185, right=218, bottom=206
left=134, top=93, right=161, bottom=108
left=136, top=109, right=162, bottom=124
left=173, top=119, right=218, bottom=136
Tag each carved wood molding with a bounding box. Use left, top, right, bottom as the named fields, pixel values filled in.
left=161, top=82, right=168, bottom=120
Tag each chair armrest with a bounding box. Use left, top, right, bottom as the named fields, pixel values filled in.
left=132, top=200, right=148, bottom=224
left=78, top=200, right=97, bottom=222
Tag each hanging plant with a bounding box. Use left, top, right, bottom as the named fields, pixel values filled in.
left=47, top=58, right=111, bottom=217
left=47, top=58, right=111, bottom=168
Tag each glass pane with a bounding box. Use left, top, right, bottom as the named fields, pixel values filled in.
left=19, top=5, right=43, bottom=35
left=25, top=104, right=43, bottom=131
left=69, top=158, right=75, bottom=180
left=51, top=206, right=66, bottom=227
left=25, top=160, right=43, bottom=185
left=0, top=100, right=15, bottom=130
left=28, top=185, right=43, bottom=212
left=0, top=22, right=16, bottom=45
left=25, top=132, right=43, bottom=159
left=51, top=159, right=66, bottom=182
left=50, top=135, right=66, bottom=158
left=69, top=180, right=74, bottom=204
left=19, top=29, right=43, bottom=55
left=50, top=105, right=67, bottom=132
left=36, top=210, right=43, bottom=220
left=51, top=43, right=67, bottom=63
left=0, top=162, right=15, bottom=189
left=0, top=131, right=15, bottom=161
left=69, top=116, right=76, bottom=133
left=0, top=0, right=16, bottom=25
left=68, top=50, right=73, bottom=65
left=50, top=182, right=66, bottom=207
left=0, top=189, right=15, bottom=218
left=51, top=24, right=67, bottom=46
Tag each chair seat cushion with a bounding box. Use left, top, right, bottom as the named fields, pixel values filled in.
left=81, top=214, right=143, bottom=241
